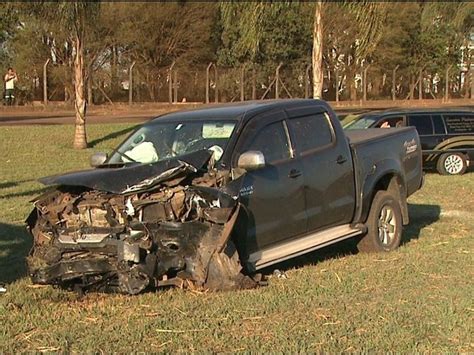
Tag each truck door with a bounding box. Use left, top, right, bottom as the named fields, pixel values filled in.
left=286, top=106, right=355, bottom=233
left=233, top=110, right=306, bottom=252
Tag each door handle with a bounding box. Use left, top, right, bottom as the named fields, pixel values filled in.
left=336, top=155, right=347, bottom=164
left=288, top=169, right=302, bottom=179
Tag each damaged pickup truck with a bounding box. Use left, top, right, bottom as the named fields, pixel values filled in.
left=26, top=99, right=424, bottom=294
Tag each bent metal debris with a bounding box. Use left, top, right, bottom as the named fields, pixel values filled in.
left=26, top=150, right=262, bottom=295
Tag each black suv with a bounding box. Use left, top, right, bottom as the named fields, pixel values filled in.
left=344, top=108, right=474, bottom=175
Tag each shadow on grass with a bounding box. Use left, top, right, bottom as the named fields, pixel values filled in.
left=88, top=125, right=137, bottom=148
left=259, top=203, right=441, bottom=276
left=0, top=179, right=34, bottom=190
left=0, top=222, right=32, bottom=284
left=0, top=186, right=49, bottom=199
left=403, top=203, right=441, bottom=245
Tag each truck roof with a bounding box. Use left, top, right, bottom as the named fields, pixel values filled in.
left=148, top=99, right=330, bottom=124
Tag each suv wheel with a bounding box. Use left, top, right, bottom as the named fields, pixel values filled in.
left=357, top=190, right=402, bottom=253
left=436, top=153, right=467, bottom=175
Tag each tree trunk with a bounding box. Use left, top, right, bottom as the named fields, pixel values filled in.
left=347, top=67, right=357, bottom=101
left=73, top=33, right=87, bottom=149
left=111, top=45, right=118, bottom=98
left=312, top=1, right=323, bottom=99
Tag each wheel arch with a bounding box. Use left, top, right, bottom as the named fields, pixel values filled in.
left=360, top=171, right=409, bottom=226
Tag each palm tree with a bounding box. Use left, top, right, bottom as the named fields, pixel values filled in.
left=220, top=1, right=386, bottom=99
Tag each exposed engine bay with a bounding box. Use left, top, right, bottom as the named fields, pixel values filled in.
left=26, top=150, right=260, bottom=295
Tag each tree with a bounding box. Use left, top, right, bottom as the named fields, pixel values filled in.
left=28, top=1, right=100, bottom=149
left=115, top=2, right=216, bottom=102
left=312, top=1, right=323, bottom=98
left=220, top=1, right=387, bottom=99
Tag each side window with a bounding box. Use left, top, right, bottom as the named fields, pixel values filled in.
left=407, top=115, right=433, bottom=135
left=432, top=115, right=446, bottom=135
left=376, top=116, right=404, bottom=128
left=242, top=121, right=291, bottom=164
left=290, top=113, right=333, bottom=153
left=443, top=114, right=474, bottom=134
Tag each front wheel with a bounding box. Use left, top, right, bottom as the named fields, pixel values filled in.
left=357, top=190, right=402, bottom=253
left=436, top=153, right=467, bottom=175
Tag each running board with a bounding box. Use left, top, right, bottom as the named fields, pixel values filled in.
left=248, top=224, right=364, bottom=271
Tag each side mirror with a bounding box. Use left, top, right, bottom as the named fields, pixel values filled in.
left=90, top=152, right=108, bottom=167
left=237, top=151, right=265, bottom=171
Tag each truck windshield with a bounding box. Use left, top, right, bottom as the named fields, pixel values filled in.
left=107, top=120, right=237, bottom=164
left=344, top=115, right=378, bottom=130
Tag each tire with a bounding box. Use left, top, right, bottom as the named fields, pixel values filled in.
left=357, top=190, right=402, bottom=253
left=436, top=153, right=467, bottom=176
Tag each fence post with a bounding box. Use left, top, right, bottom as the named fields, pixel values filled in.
left=43, top=59, right=50, bottom=105
left=363, top=65, right=369, bottom=102
left=418, top=68, right=423, bottom=100
left=444, top=65, right=450, bottom=102
left=392, top=65, right=399, bottom=101
left=275, top=63, right=283, bottom=99
left=470, top=67, right=474, bottom=99
left=252, top=67, right=256, bottom=100
left=129, top=61, right=136, bottom=106
left=169, top=61, right=175, bottom=104
left=214, top=65, right=219, bottom=103
left=173, top=70, right=178, bottom=104
left=87, top=71, right=93, bottom=105
left=240, top=65, right=245, bottom=101
left=335, top=68, right=339, bottom=103
left=305, top=64, right=311, bottom=99
left=206, top=62, right=213, bottom=104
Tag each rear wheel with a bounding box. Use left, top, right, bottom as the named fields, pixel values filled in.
left=357, top=190, right=402, bottom=253
left=436, top=153, right=467, bottom=175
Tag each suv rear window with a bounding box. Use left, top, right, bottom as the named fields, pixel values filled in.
left=443, top=114, right=474, bottom=134
left=407, top=115, right=433, bottom=135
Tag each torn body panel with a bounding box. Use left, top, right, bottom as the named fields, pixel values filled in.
left=26, top=152, right=257, bottom=295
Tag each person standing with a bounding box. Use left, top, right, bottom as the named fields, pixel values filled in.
left=4, top=67, right=18, bottom=106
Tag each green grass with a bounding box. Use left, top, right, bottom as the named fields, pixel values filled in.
left=1, top=124, right=473, bottom=352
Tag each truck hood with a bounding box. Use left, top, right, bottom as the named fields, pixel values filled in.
left=39, top=149, right=213, bottom=194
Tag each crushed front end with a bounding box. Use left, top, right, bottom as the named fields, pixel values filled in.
left=26, top=158, right=257, bottom=295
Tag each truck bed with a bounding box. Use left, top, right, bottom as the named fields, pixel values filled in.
left=345, top=127, right=414, bottom=145
left=346, top=127, right=423, bottom=225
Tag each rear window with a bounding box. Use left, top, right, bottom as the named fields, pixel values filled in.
left=407, top=115, right=433, bottom=135
left=290, top=113, right=334, bottom=153
left=443, top=114, right=474, bottom=134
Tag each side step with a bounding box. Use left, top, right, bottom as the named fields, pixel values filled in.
left=248, top=224, right=364, bottom=271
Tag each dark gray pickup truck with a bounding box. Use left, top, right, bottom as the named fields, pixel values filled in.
left=26, top=99, right=423, bottom=294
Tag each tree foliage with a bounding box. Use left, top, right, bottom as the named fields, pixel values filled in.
left=1, top=1, right=472, bottom=106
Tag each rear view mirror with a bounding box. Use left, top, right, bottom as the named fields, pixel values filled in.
left=90, top=152, right=108, bottom=167
left=237, top=151, right=265, bottom=171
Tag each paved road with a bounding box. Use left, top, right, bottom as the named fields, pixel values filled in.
left=0, top=108, right=381, bottom=126
left=0, top=112, right=159, bottom=126
left=1, top=104, right=472, bottom=126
